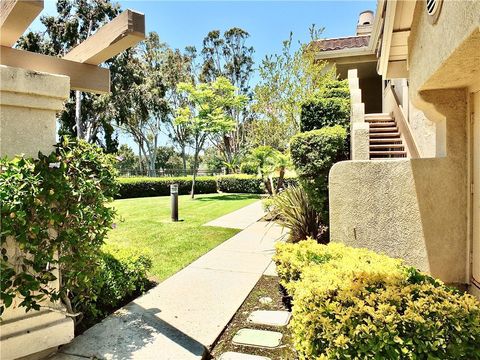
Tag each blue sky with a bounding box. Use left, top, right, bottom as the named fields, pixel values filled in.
left=31, top=0, right=376, bottom=149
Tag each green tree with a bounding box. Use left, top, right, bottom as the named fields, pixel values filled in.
left=115, top=144, right=137, bottom=174
left=17, top=0, right=122, bottom=151
left=154, top=146, right=176, bottom=171
left=175, top=77, right=247, bottom=198
left=116, top=32, right=168, bottom=176
left=160, top=47, right=195, bottom=175
left=252, top=27, right=335, bottom=150
left=199, top=28, right=255, bottom=169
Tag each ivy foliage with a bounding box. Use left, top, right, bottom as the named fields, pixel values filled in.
left=0, top=138, right=118, bottom=319
left=289, top=126, right=347, bottom=220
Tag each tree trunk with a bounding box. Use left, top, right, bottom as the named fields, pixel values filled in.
left=181, top=146, right=187, bottom=176
left=191, top=150, right=199, bottom=199
left=75, top=91, right=83, bottom=139
left=276, top=166, right=285, bottom=193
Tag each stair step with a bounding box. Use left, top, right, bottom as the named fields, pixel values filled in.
left=370, top=151, right=407, bottom=156
left=371, top=157, right=406, bottom=160
left=370, top=144, right=405, bottom=149
left=370, top=138, right=403, bottom=143
left=370, top=132, right=401, bottom=138
left=365, top=112, right=390, bottom=118
left=365, top=114, right=392, bottom=121
left=369, top=122, right=396, bottom=127
left=370, top=127, right=398, bottom=133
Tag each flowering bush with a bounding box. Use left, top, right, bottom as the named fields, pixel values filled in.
left=0, top=138, right=118, bottom=323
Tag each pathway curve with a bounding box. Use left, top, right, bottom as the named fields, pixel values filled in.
left=52, top=201, right=286, bottom=360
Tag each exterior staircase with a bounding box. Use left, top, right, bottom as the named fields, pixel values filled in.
left=365, top=113, right=407, bottom=160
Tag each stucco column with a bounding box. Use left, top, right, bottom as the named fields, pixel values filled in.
left=0, top=65, right=69, bottom=158
left=0, top=65, right=74, bottom=360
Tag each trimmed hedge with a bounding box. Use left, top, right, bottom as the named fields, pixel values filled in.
left=274, top=240, right=480, bottom=359
left=118, top=175, right=299, bottom=198
left=117, top=176, right=217, bottom=198
left=290, top=126, right=347, bottom=220
left=217, top=174, right=298, bottom=194
left=217, top=174, right=263, bottom=194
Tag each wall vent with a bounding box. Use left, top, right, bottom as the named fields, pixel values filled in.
left=426, top=0, right=443, bottom=24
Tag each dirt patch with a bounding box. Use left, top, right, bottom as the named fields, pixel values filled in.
left=209, top=275, right=297, bottom=359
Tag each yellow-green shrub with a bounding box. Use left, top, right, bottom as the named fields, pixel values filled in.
left=275, top=240, right=480, bottom=359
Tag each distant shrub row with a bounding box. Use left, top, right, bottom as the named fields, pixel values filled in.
left=117, top=176, right=217, bottom=198
left=117, top=175, right=298, bottom=199
left=274, top=240, right=480, bottom=359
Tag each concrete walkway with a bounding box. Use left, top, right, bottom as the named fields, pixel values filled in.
left=203, top=200, right=266, bottom=229
left=52, top=205, right=286, bottom=360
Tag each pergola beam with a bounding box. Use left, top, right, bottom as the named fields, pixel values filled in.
left=0, top=46, right=110, bottom=94
left=63, top=9, right=145, bottom=65
left=0, top=0, right=44, bottom=47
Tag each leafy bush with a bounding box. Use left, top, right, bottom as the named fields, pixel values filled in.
left=289, top=126, right=347, bottom=220
left=217, top=174, right=264, bottom=194
left=0, top=138, right=118, bottom=320
left=239, top=161, right=258, bottom=175
left=274, top=240, right=480, bottom=359
left=117, top=176, right=217, bottom=199
left=266, top=187, right=325, bottom=243
left=79, top=244, right=152, bottom=326
left=217, top=174, right=298, bottom=194
left=300, top=80, right=350, bottom=132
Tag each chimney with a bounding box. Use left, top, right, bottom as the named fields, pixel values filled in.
left=356, top=10, right=374, bottom=36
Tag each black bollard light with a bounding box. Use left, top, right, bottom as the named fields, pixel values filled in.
left=171, top=183, right=179, bottom=222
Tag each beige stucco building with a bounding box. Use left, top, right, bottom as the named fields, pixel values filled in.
left=317, top=0, right=480, bottom=296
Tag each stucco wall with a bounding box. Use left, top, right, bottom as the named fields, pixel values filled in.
left=330, top=89, right=468, bottom=284
left=408, top=0, right=480, bottom=94
left=0, top=65, right=69, bottom=158
left=408, top=102, right=437, bottom=158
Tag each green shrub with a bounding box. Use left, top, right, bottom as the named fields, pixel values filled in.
left=300, top=80, right=350, bottom=132
left=117, top=176, right=217, bottom=199
left=267, top=187, right=325, bottom=243
left=239, top=161, right=258, bottom=175
left=217, top=174, right=298, bottom=194
left=274, top=241, right=480, bottom=359
left=0, top=138, right=118, bottom=319
left=217, top=174, right=264, bottom=193
left=79, top=244, right=152, bottom=325
left=289, top=126, right=347, bottom=220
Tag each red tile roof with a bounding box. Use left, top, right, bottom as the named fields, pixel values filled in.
left=312, top=35, right=370, bottom=52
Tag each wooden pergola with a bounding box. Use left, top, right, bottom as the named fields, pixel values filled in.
left=0, top=0, right=145, bottom=93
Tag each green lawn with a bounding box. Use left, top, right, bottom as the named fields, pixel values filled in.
left=106, top=193, right=260, bottom=282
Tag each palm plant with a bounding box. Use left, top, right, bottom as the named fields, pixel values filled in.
left=245, top=146, right=291, bottom=195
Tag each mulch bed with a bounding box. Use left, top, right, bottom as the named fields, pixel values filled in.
left=209, top=275, right=297, bottom=359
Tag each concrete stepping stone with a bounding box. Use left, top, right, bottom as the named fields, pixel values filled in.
left=247, top=310, right=291, bottom=327
left=218, top=352, right=271, bottom=360
left=232, top=328, right=283, bottom=348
